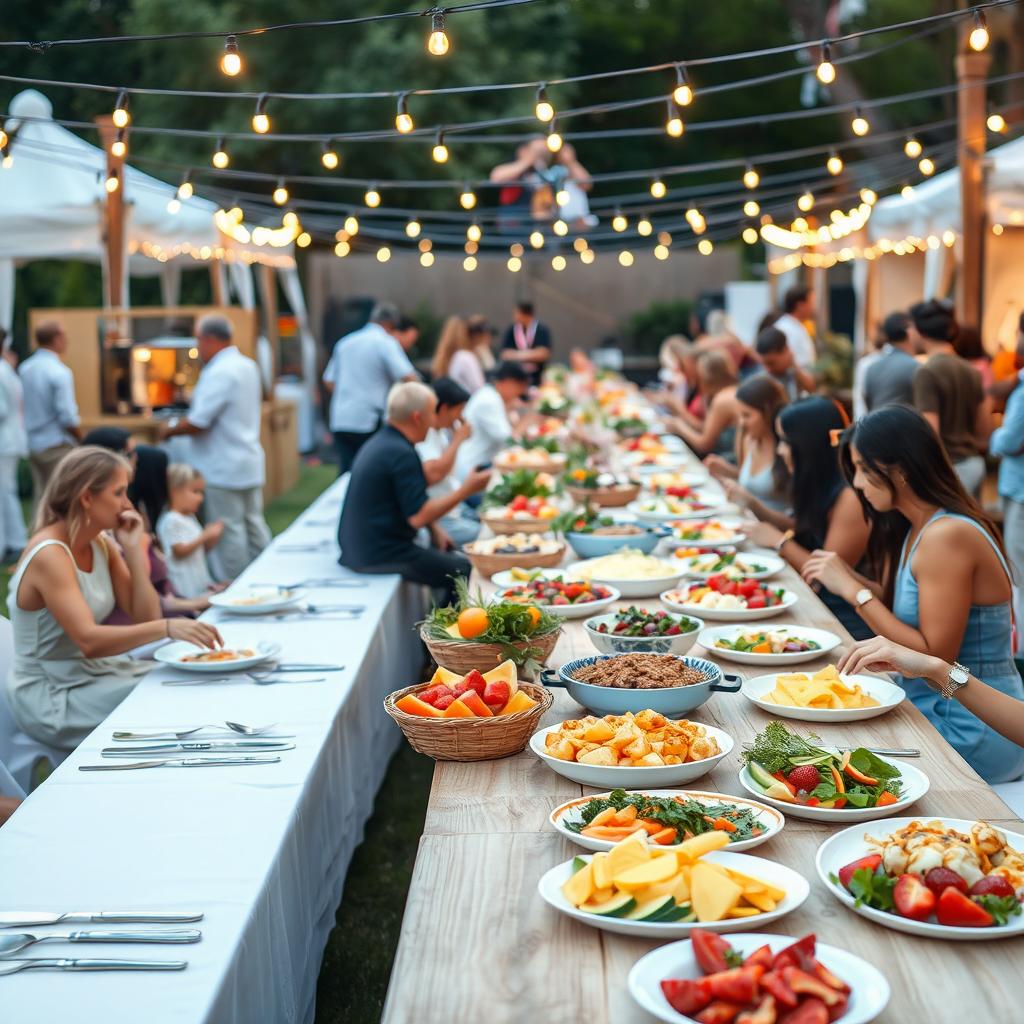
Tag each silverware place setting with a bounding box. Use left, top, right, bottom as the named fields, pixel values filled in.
left=245, top=579, right=367, bottom=590
left=867, top=747, right=921, bottom=757
left=161, top=674, right=328, bottom=687
left=79, top=755, right=283, bottom=771
left=113, top=721, right=281, bottom=740
left=0, top=958, right=188, bottom=975
left=0, top=929, right=201, bottom=956
left=0, top=912, right=203, bottom=927
left=100, top=741, right=295, bottom=756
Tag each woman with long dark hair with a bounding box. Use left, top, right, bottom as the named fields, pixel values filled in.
left=803, top=404, right=1024, bottom=783
left=741, top=397, right=873, bottom=639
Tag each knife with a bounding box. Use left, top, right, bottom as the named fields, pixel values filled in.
left=79, top=756, right=282, bottom=771
left=0, top=911, right=203, bottom=927
left=100, top=741, right=295, bottom=755
left=270, top=663, right=346, bottom=672
left=0, top=958, right=187, bottom=975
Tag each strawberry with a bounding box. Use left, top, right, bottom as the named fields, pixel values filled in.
left=969, top=875, right=1015, bottom=899
left=418, top=685, right=451, bottom=707
left=461, top=670, right=487, bottom=697
left=924, top=867, right=969, bottom=897
left=893, top=873, right=936, bottom=921
left=786, top=765, right=822, bottom=793
left=433, top=693, right=456, bottom=710
left=482, top=680, right=511, bottom=711
left=838, top=853, right=882, bottom=889
left=936, top=886, right=994, bottom=927
left=451, top=681, right=472, bottom=696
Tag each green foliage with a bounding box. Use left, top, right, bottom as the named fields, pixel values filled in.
left=481, top=469, right=553, bottom=508
left=622, top=300, right=694, bottom=356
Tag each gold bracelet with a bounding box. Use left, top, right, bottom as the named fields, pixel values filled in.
left=774, top=529, right=795, bottom=553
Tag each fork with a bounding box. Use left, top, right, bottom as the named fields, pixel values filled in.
left=112, top=722, right=278, bottom=741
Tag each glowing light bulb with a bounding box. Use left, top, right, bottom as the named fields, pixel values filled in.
left=212, top=141, right=229, bottom=169
left=546, top=127, right=563, bottom=152
left=904, top=136, right=922, bottom=158
left=432, top=129, right=449, bottom=163
left=988, top=112, right=1007, bottom=133
left=111, top=128, right=127, bottom=158
left=463, top=256, right=477, bottom=272
left=335, top=240, right=350, bottom=257
left=510, top=242, right=524, bottom=257
left=321, top=144, right=340, bottom=170
left=529, top=231, right=544, bottom=249
left=851, top=109, right=870, bottom=136
left=395, top=94, right=414, bottom=134
left=612, top=211, right=628, bottom=232
left=901, top=184, right=915, bottom=199
left=297, top=232, right=312, bottom=248
left=743, top=200, right=760, bottom=217
left=460, top=186, right=477, bottom=210
left=551, top=255, right=566, bottom=272
left=507, top=256, right=521, bottom=272
left=673, top=64, right=694, bottom=107
left=105, top=169, right=120, bottom=194
left=112, top=91, right=130, bottom=129
left=665, top=100, right=684, bottom=138
left=405, top=220, right=421, bottom=239
left=419, top=238, right=432, bottom=252
left=827, top=152, right=843, bottom=176
left=654, top=244, right=670, bottom=260
left=1, top=153, right=13, bottom=170
left=166, top=198, right=181, bottom=215
left=618, top=251, right=634, bottom=267
left=535, top=84, right=554, bottom=123
left=650, top=179, right=667, bottom=199
left=364, top=187, right=381, bottom=208
left=860, top=187, right=877, bottom=205
left=273, top=181, right=289, bottom=205
left=556, top=189, right=570, bottom=206
left=427, top=12, right=450, bottom=55
left=467, top=223, right=482, bottom=243
left=464, top=240, right=478, bottom=255
left=743, top=167, right=760, bottom=189
left=420, top=251, right=435, bottom=267
left=252, top=95, right=271, bottom=135
left=344, top=215, right=359, bottom=235
left=220, top=36, right=242, bottom=76
left=698, top=238, right=713, bottom=255
left=553, top=219, right=568, bottom=236
left=742, top=227, right=758, bottom=244
left=376, top=247, right=391, bottom=263
left=637, top=218, right=653, bottom=237
left=573, top=237, right=587, bottom=253
left=580, top=248, right=595, bottom=264
left=919, top=156, right=936, bottom=176
left=177, top=177, right=193, bottom=200
left=816, top=42, right=835, bottom=84
left=797, top=191, right=814, bottom=212
left=0, top=130, right=6, bottom=149
left=969, top=11, right=989, bottom=51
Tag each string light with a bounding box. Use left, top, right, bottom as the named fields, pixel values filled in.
left=618, top=251, right=634, bottom=267
left=987, top=112, right=1007, bottom=133
left=420, top=251, right=435, bottom=267
left=297, top=232, right=312, bottom=248
left=510, top=242, right=524, bottom=257
left=273, top=179, right=289, bottom=205
left=395, top=94, right=414, bottom=134
left=650, top=178, right=667, bottom=199
left=252, top=94, right=271, bottom=134
left=535, top=83, right=554, bottom=123
left=553, top=218, right=568, bottom=236
left=904, top=136, right=922, bottom=158
left=104, top=167, right=120, bottom=193
left=529, top=230, right=544, bottom=249
left=112, top=90, right=130, bottom=129
left=698, top=238, right=714, bottom=255
left=177, top=173, right=193, bottom=200
left=464, top=240, right=478, bottom=255
left=654, top=243, right=670, bottom=260
left=460, top=184, right=477, bottom=210
left=742, top=227, right=758, bottom=244
left=546, top=123, right=563, bottom=152
left=826, top=151, right=843, bottom=175
left=551, top=255, right=566, bottom=272
left=860, top=187, right=877, bottom=205
left=969, top=10, right=989, bottom=51
left=344, top=215, right=359, bottom=235
left=816, top=41, right=836, bottom=84
left=0, top=129, right=6, bottom=150
left=1, top=147, right=12, bottom=170
left=220, top=35, right=243, bottom=76
left=743, top=200, right=760, bottom=217
left=573, top=237, right=588, bottom=252
left=901, top=184, right=915, bottom=198
left=611, top=210, right=628, bottom=232
left=427, top=10, right=450, bottom=56
left=463, top=256, right=477, bottom=272
left=321, top=142, right=340, bottom=170
left=657, top=231, right=672, bottom=246
left=111, top=127, right=127, bottom=158
left=507, top=256, right=521, bottom=272
left=364, top=185, right=381, bottom=207
left=556, top=188, right=570, bottom=206
left=419, top=238, right=432, bottom=252
left=212, top=138, right=229, bottom=168
left=467, top=222, right=482, bottom=242
left=580, top=248, right=595, bottom=264
left=432, top=128, right=449, bottom=163
left=665, top=99, right=684, bottom=138
left=335, top=240, right=351, bottom=258
left=851, top=107, right=870, bottom=136
left=377, top=246, right=391, bottom=263
left=743, top=166, right=759, bottom=189
left=918, top=156, right=936, bottom=175
left=797, top=190, right=814, bottom=212
left=673, top=64, right=693, bottom=106
left=992, top=222, right=1004, bottom=236
left=166, top=198, right=181, bottom=214
left=637, top=218, right=653, bottom=236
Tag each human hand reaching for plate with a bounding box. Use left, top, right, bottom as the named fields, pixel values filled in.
left=839, top=635, right=946, bottom=687
left=801, top=549, right=857, bottom=597
left=167, top=618, right=223, bottom=650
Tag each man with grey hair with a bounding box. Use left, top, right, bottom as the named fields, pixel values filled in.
left=160, top=313, right=271, bottom=577
left=322, top=301, right=419, bottom=475
left=339, top=381, right=491, bottom=603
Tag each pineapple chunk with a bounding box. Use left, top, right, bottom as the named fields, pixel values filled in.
left=725, top=906, right=764, bottom=918
left=577, top=746, right=617, bottom=767
left=623, top=734, right=652, bottom=760
left=613, top=855, right=679, bottom=891
left=561, top=860, right=595, bottom=907
left=674, top=831, right=731, bottom=862
left=591, top=852, right=613, bottom=890
left=606, top=833, right=650, bottom=878
left=742, top=891, right=777, bottom=912
left=725, top=869, right=786, bottom=903
left=690, top=861, right=743, bottom=922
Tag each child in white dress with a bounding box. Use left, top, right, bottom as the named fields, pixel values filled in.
left=156, top=464, right=225, bottom=598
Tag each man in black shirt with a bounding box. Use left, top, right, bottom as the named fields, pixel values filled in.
left=500, top=301, right=551, bottom=385
left=338, top=381, right=491, bottom=602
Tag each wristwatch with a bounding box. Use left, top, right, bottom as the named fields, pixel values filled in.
left=854, top=588, right=874, bottom=608
left=774, top=529, right=794, bottom=553
left=939, top=661, right=970, bottom=700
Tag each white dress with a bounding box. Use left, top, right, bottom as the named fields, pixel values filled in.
left=6, top=538, right=151, bottom=750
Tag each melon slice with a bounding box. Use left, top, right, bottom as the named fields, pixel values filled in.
left=606, top=832, right=650, bottom=878
left=395, top=694, right=445, bottom=718
left=458, top=691, right=493, bottom=717
left=483, top=659, right=519, bottom=696
left=690, top=861, right=743, bottom=922
left=613, top=855, right=679, bottom=891
left=561, top=859, right=595, bottom=907
left=674, top=831, right=730, bottom=862
left=498, top=690, right=537, bottom=716
left=444, top=623, right=463, bottom=639
left=429, top=666, right=463, bottom=687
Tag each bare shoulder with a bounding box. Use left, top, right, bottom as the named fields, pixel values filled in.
left=917, top=516, right=993, bottom=560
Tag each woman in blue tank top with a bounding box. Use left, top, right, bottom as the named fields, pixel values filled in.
left=803, top=405, right=1024, bottom=784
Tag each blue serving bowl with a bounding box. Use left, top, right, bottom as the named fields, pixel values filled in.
left=566, top=527, right=661, bottom=559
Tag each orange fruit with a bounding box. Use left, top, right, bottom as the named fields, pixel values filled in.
left=526, top=606, right=542, bottom=630
left=456, top=607, right=489, bottom=639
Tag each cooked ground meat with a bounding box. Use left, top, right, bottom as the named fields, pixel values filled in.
left=592, top=524, right=643, bottom=536
left=572, top=653, right=707, bottom=689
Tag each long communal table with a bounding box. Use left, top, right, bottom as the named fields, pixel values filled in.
left=0, top=476, right=427, bottom=1024
left=384, top=444, right=1024, bottom=1023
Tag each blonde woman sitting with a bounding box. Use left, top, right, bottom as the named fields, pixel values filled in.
left=6, top=447, right=222, bottom=750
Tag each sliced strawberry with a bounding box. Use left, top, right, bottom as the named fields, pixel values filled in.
left=777, top=998, right=828, bottom=1024
left=969, top=875, right=1015, bottom=899
left=692, top=930, right=734, bottom=975
left=705, top=965, right=765, bottom=1004
left=760, top=971, right=798, bottom=1009
left=782, top=967, right=843, bottom=1007
left=696, top=1002, right=744, bottom=1024
left=893, top=873, right=936, bottom=921
left=924, top=867, right=969, bottom=897
left=433, top=693, right=456, bottom=710
left=838, top=853, right=882, bottom=889
left=936, top=886, right=994, bottom=927
left=743, top=944, right=773, bottom=970
left=826, top=994, right=849, bottom=1023
left=660, top=978, right=713, bottom=1016
left=737, top=995, right=779, bottom=1024
left=482, top=679, right=511, bottom=710
left=461, top=670, right=487, bottom=696
left=417, top=685, right=451, bottom=706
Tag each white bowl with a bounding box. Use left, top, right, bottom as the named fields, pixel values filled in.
left=741, top=671, right=905, bottom=722
left=676, top=551, right=785, bottom=580
left=629, top=932, right=891, bottom=1024
left=487, top=576, right=621, bottom=620
left=627, top=497, right=719, bottom=524
left=208, top=586, right=305, bottom=615
left=699, top=623, right=842, bottom=666
left=661, top=586, right=799, bottom=622
left=153, top=638, right=281, bottom=673
left=584, top=612, right=703, bottom=656
left=529, top=722, right=733, bottom=788
left=538, top=849, right=809, bottom=938
left=567, top=558, right=684, bottom=599
left=738, top=758, right=929, bottom=823
left=816, top=817, right=1024, bottom=940
left=550, top=789, right=785, bottom=854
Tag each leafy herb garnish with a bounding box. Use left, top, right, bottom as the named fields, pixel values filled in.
left=975, top=894, right=1023, bottom=926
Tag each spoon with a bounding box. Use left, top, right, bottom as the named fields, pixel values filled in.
left=0, top=929, right=201, bottom=956
left=112, top=722, right=277, bottom=741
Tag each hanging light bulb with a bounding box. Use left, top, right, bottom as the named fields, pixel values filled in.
left=551, top=255, right=566, bottom=272
left=611, top=210, right=628, bottom=232
left=535, top=83, right=554, bottom=123
left=673, top=64, right=694, bottom=107
left=901, top=184, right=915, bottom=199
left=111, top=127, right=127, bottom=159
left=742, top=227, right=759, bottom=244
left=654, top=244, right=670, bottom=260
left=419, top=250, right=434, bottom=267
left=743, top=200, right=760, bottom=217
left=419, top=238, right=433, bottom=252
left=851, top=107, right=870, bottom=136
left=904, top=136, right=922, bottom=158
left=510, top=242, right=524, bottom=257
left=297, top=232, right=312, bottom=248
left=650, top=178, right=667, bottom=199
left=618, top=251, right=634, bottom=267
left=463, top=256, right=478, bottom=272
left=580, top=248, right=595, bottom=264
left=395, top=93, right=414, bottom=134
left=697, top=238, right=714, bottom=256
left=335, top=240, right=351, bottom=258
left=321, top=141, right=340, bottom=170
left=465, top=222, right=482, bottom=243
left=220, top=35, right=243, bottom=76
left=665, top=99, right=684, bottom=138
left=344, top=215, right=359, bottom=235
left=405, top=219, right=421, bottom=238
left=988, top=111, right=1007, bottom=133
left=553, top=219, right=568, bottom=236
left=364, top=185, right=381, bottom=208
left=546, top=122, right=563, bottom=152
left=252, top=94, right=271, bottom=134
left=969, top=10, right=989, bottom=51
left=377, top=246, right=391, bottom=263
left=919, top=156, right=936, bottom=176
left=427, top=11, right=450, bottom=56
left=464, top=240, right=478, bottom=255
left=572, top=237, right=588, bottom=253
left=816, top=41, right=836, bottom=84
left=860, top=187, right=878, bottom=206
left=743, top=166, right=760, bottom=189
left=177, top=173, right=193, bottom=200
left=797, top=190, right=815, bottom=212
left=460, top=184, right=477, bottom=210
left=432, top=128, right=449, bottom=163
left=212, top=138, right=230, bottom=168
left=507, top=256, right=522, bottom=272
left=167, top=198, right=181, bottom=214
left=1, top=148, right=12, bottom=170
left=637, top=218, right=653, bottom=237
left=556, top=188, right=570, bottom=206
left=826, top=151, right=843, bottom=176
left=273, top=180, right=289, bottom=205
left=0, top=130, right=6, bottom=150
left=529, top=230, right=544, bottom=249
left=111, top=90, right=130, bottom=129
left=104, top=167, right=120, bottom=194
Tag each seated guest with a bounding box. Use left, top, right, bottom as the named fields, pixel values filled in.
left=157, top=464, right=225, bottom=600
left=454, top=362, right=531, bottom=481
left=773, top=285, right=818, bottom=368
left=653, top=335, right=699, bottom=416
left=804, top=405, right=1024, bottom=784
left=742, top=397, right=873, bottom=641
left=665, top=350, right=739, bottom=459
left=755, top=326, right=816, bottom=401
left=6, top=447, right=221, bottom=749
left=704, top=375, right=790, bottom=513
left=431, top=317, right=486, bottom=395
left=863, top=311, right=918, bottom=412
left=909, top=298, right=992, bottom=495
left=468, top=315, right=496, bottom=373
left=417, top=378, right=480, bottom=547
left=339, top=382, right=492, bottom=603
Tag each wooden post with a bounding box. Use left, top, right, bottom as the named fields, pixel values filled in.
left=956, top=50, right=991, bottom=329
left=259, top=263, right=280, bottom=383
left=94, top=115, right=127, bottom=311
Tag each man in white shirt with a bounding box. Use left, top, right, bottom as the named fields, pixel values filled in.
left=322, top=302, right=418, bottom=475
left=454, top=362, right=530, bottom=482
left=773, top=286, right=817, bottom=369
left=159, top=314, right=270, bottom=578
left=19, top=321, right=82, bottom=506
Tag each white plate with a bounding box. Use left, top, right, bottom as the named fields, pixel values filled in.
left=208, top=586, right=306, bottom=615
left=627, top=498, right=718, bottom=524
left=550, top=789, right=785, bottom=853
left=676, top=551, right=785, bottom=580
left=487, top=582, right=621, bottom=619
left=629, top=932, right=890, bottom=1024
left=661, top=587, right=799, bottom=622
left=489, top=568, right=563, bottom=588
left=817, top=817, right=1024, bottom=940
left=741, top=672, right=905, bottom=722
left=699, top=623, right=841, bottom=666
left=153, top=639, right=280, bottom=673
left=566, top=559, right=683, bottom=600
left=530, top=722, right=733, bottom=788
left=738, top=757, right=929, bottom=823
left=662, top=518, right=748, bottom=551
left=538, top=850, right=809, bottom=938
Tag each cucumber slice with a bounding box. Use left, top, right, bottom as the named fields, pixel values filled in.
left=747, top=761, right=777, bottom=791
left=624, top=895, right=676, bottom=921
left=655, top=903, right=694, bottom=923
left=571, top=856, right=588, bottom=873
left=580, top=891, right=637, bottom=917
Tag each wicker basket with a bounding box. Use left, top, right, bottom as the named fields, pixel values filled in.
left=384, top=681, right=553, bottom=761
left=566, top=483, right=641, bottom=508
left=420, top=624, right=561, bottom=677
left=463, top=542, right=566, bottom=578
left=493, top=453, right=566, bottom=476
left=482, top=513, right=554, bottom=536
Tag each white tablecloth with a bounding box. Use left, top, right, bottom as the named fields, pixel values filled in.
left=0, top=477, right=428, bottom=1024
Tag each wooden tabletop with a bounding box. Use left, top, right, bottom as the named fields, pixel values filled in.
left=383, top=447, right=1024, bottom=1024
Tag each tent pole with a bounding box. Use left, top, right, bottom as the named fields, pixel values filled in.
left=94, top=115, right=127, bottom=311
